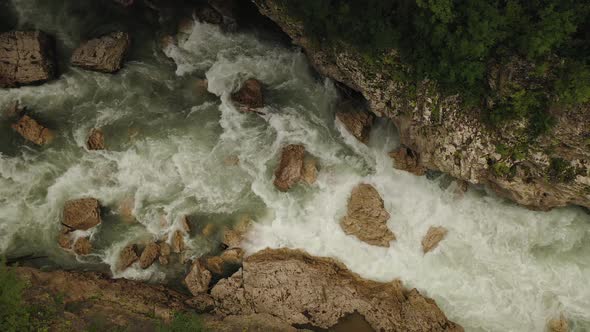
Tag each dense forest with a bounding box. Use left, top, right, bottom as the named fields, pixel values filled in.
left=279, top=0, right=590, bottom=136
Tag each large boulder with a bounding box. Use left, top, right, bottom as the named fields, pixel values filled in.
left=139, top=242, right=160, bottom=269
left=71, top=32, right=130, bottom=73
left=86, top=128, right=105, bottom=150
left=11, top=115, right=54, bottom=146
left=0, top=31, right=56, bottom=88
left=422, top=226, right=448, bottom=254
left=389, top=146, right=427, bottom=176
left=63, top=198, right=102, bottom=230
left=340, top=184, right=395, bottom=247
left=273, top=144, right=305, bottom=191
left=211, top=248, right=463, bottom=331
left=336, top=110, right=374, bottom=144
left=184, top=260, right=212, bottom=295
left=118, top=244, right=139, bottom=270
left=231, top=78, right=264, bottom=112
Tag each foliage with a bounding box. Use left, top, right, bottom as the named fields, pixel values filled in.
left=0, top=260, right=30, bottom=332
left=548, top=157, right=576, bottom=182
left=492, top=161, right=512, bottom=178
left=156, top=312, right=207, bottom=332
left=278, top=0, right=590, bottom=135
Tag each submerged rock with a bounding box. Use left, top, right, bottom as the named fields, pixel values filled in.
left=302, top=157, right=318, bottom=185
left=12, top=115, right=54, bottom=146
left=86, top=128, right=105, bottom=150
left=139, top=242, right=160, bottom=269
left=184, top=260, right=212, bottom=295
left=336, top=110, right=374, bottom=144
left=63, top=198, right=101, bottom=231
left=340, top=184, right=395, bottom=247
left=118, top=244, right=139, bottom=270
left=71, top=32, right=130, bottom=73
left=422, top=226, right=448, bottom=254
left=273, top=144, right=305, bottom=191
left=231, top=78, right=264, bottom=112
left=548, top=315, right=568, bottom=332
left=389, top=146, right=427, bottom=176
left=0, top=31, right=56, bottom=88
left=211, top=248, right=463, bottom=331
left=171, top=230, right=185, bottom=254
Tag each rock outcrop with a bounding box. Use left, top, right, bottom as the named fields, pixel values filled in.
left=336, top=110, right=374, bottom=144
left=340, top=184, right=395, bottom=247
left=253, top=0, right=590, bottom=210
left=71, top=32, right=130, bottom=73
left=63, top=198, right=102, bottom=230
left=422, top=226, right=448, bottom=254
left=0, top=31, right=56, bottom=88
left=231, top=78, right=264, bottom=112
left=11, top=115, right=54, bottom=145
left=390, top=146, right=428, bottom=176
left=273, top=144, right=318, bottom=191
left=86, top=128, right=105, bottom=150
left=184, top=260, right=212, bottom=295
left=211, top=248, right=463, bottom=331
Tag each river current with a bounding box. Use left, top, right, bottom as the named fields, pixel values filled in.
left=1, top=1, right=589, bottom=331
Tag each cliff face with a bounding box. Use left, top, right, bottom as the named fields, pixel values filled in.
left=252, top=0, right=590, bottom=210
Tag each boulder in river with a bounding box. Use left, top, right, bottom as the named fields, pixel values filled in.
left=211, top=248, right=463, bottom=331
left=11, top=115, right=54, bottom=146
left=273, top=144, right=305, bottom=191
left=184, top=260, right=212, bottom=295
left=171, top=230, right=185, bottom=254
left=86, top=128, right=105, bottom=150
left=422, top=226, right=448, bottom=254
left=118, top=244, right=139, bottom=270
left=63, top=198, right=102, bottom=230
left=336, top=110, right=374, bottom=144
left=231, top=78, right=264, bottom=112
left=302, top=157, right=318, bottom=185
left=0, top=31, right=56, bottom=88
left=71, top=32, right=130, bottom=73
left=139, top=242, right=160, bottom=269
left=340, top=184, right=395, bottom=247
left=72, top=237, right=92, bottom=255
left=548, top=315, right=568, bottom=332
left=389, top=146, right=427, bottom=176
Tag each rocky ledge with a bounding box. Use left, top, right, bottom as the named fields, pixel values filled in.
left=253, top=0, right=590, bottom=210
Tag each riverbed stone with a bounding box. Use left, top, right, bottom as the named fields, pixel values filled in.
left=119, top=244, right=139, bottom=270
left=73, top=237, right=92, bottom=255
left=71, top=32, right=130, bottom=73
left=12, top=115, right=54, bottom=146
left=87, top=128, right=105, bottom=150
left=336, top=110, right=374, bottom=144
left=422, top=226, right=448, bottom=254
left=0, top=31, right=56, bottom=88
left=139, top=242, right=160, bottom=269
left=63, top=198, right=102, bottom=231
left=273, top=144, right=305, bottom=191
left=390, top=146, right=427, bottom=176
left=184, top=260, right=212, bottom=295
left=340, top=184, right=395, bottom=247
left=231, top=78, right=264, bottom=112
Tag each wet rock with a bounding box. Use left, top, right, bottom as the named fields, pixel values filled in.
left=118, top=196, right=135, bottom=223
left=389, top=146, right=427, bottom=176
left=171, top=230, right=185, bottom=254
left=185, top=293, right=215, bottom=313
left=231, top=78, right=264, bottom=112
left=11, top=115, right=54, bottom=146
left=73, top=237, right=92, bottom=255
left=57, top=228, right=72, bottom=250
left=223, top=155, right=239, bottom=166
left=184, top=260, right=212, bottom=295
left=63, top=198, right=101, bottom=231
left=302, top=157, right=318, bottom=185
left=205, top=256, right=225, bottom=275
left=139, top=242, right=160, bottom=269
left=220, top=248, right=244, bottom=265
left=118, top=244, right=139, bottom=270
left=202, top=223, right=216, bottom=237
left=548, top=315, right=568, bottom=332
left=336, top=111, right=374, bottom=144
left=211, top=248, right=463, bottom=331
left=194, top=4, right=223, bottom=25
left=158, top=256, right=169, bottom=265
left=159, top=242, right=171, bottom=257
left=222, top=218, right=252, bottom=249
left=0, top=31, right=56, bottom=88
left=180, top=216, right=191, bottom=233
left=273, top=144, right=305, bottom=191
left=86, top=128, right=105, bottom=150
left=71, top=32, right=130, bottom=73
left=194, top=78, right=210, bottom=96
left=340, top=184, right=395, bottom=247
left=422, top=226, right=448, bottom=254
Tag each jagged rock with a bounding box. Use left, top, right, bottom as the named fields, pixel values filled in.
left=302, top=157, right=318, bottom=185
left=171, top=230, right=185, bottom=254
left=222, top=217, right=252, bottom=248
left=57, top=228, right=72, bottom=250
left=422, top=226, right=448, bottom=254
left=86, top=128, right=105, bottom=150
left=63, top=198, right=101, bottom=231
left=336, top=111, right=374, bottom=144
left=231, top=78, right=264, bottom=112
left=118, top=244, right=139, bottom=270
left=0, top=31, right=56, bottom=88
left=340, top=184, right=395, bottom=247
left=220, top=248, right=244, bottom=265
left=389, top=146, right=427, bottom=176
left=184, top=260, right=212, bottom=295
left=71, top=32, right=130, bottom=73
left=159, top=242, right=171, bottom=256
left=185, top=293, right=215, bottom=313
left=11, top=115, right=54, bottom=146
left=139, top=242, right=160, bottom=269
left=195, top=4, right=223, bottom=25
left=211, top=248, right=463, bottom=331
left=548, top=315, right=569, bottom=332
left=205, top=256, right=225, bottom=275
left=180, top=216, right=191, bottom=233
left=273, top=144, right=305, bottom=191
left=73, top=237, right=92, bottom=255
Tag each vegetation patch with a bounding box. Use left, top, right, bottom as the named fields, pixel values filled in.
left=548, top=157, right=576, bottom=182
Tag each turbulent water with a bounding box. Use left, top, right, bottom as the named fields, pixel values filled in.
left=1, top=1, right=590, bottom=331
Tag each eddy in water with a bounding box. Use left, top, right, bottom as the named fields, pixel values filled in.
left=0, top=1, right=589, bottom=331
